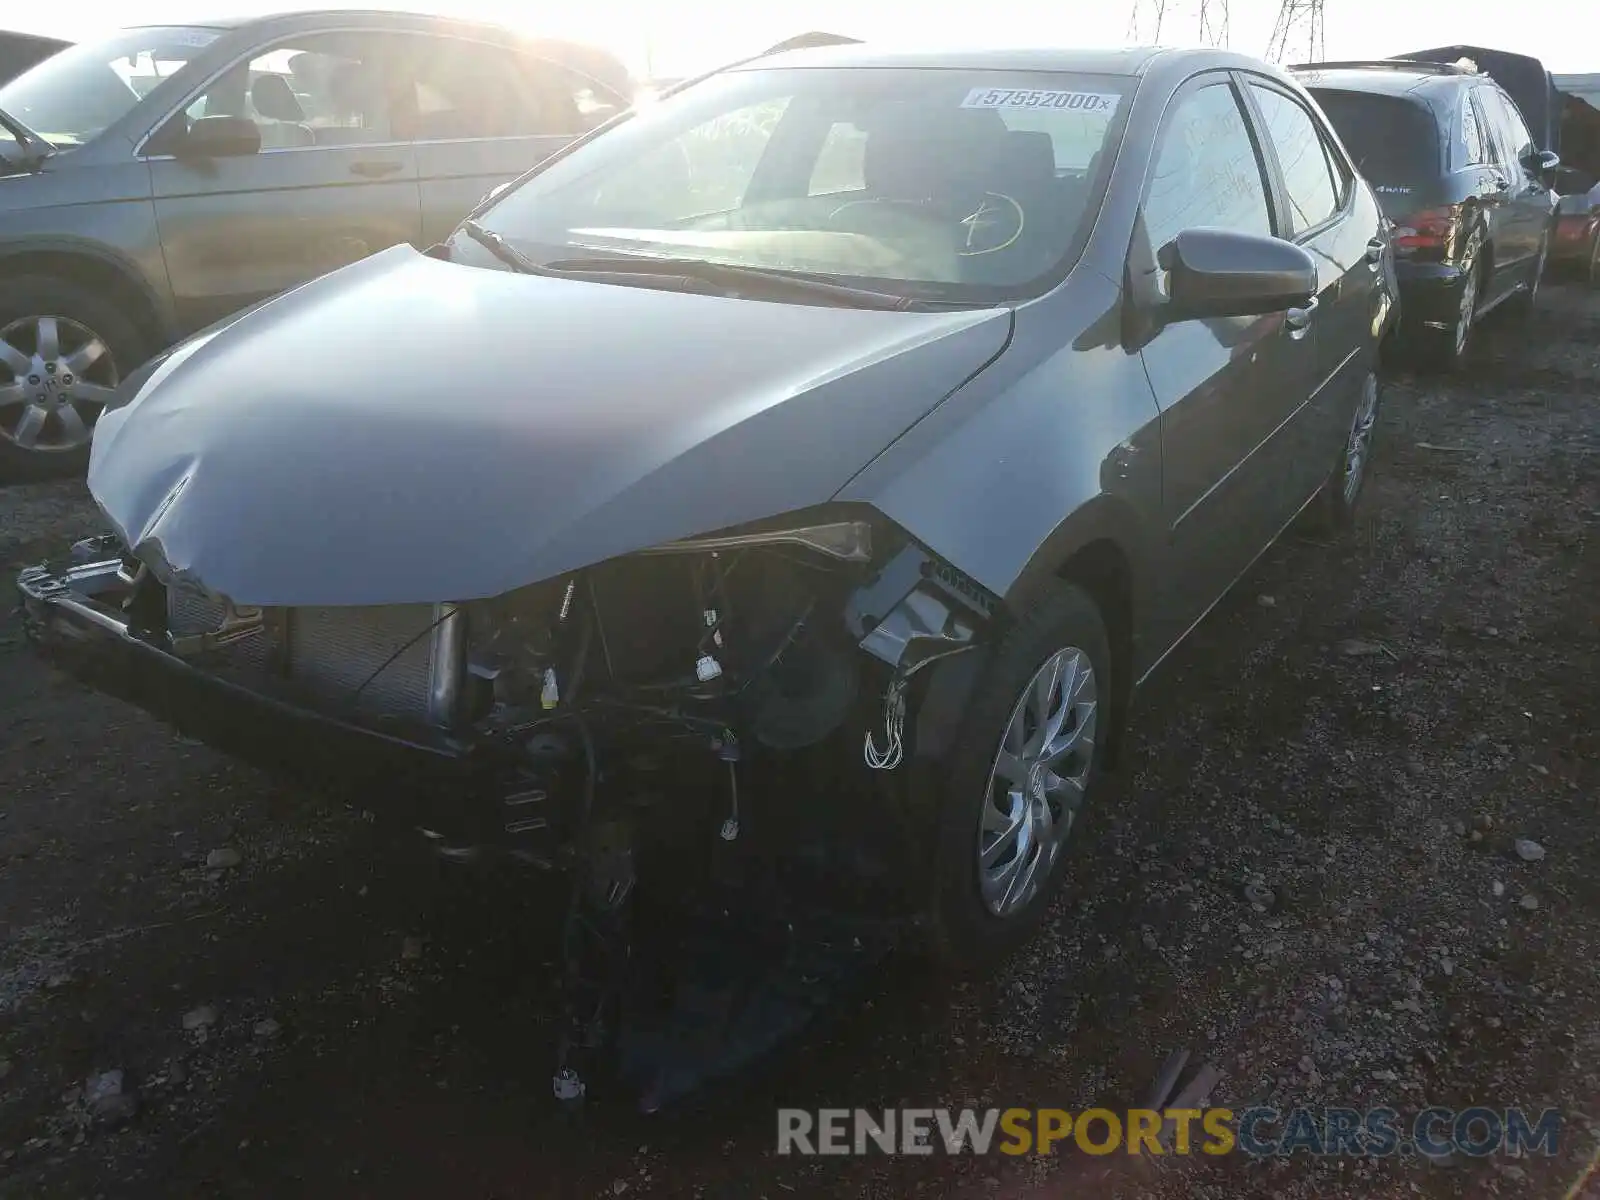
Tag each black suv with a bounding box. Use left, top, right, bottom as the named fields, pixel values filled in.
left=1293, top=59, right=1560, bottom=370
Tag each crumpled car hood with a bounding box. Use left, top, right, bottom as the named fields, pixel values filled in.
left=89, top=245, right=1012, bottom=607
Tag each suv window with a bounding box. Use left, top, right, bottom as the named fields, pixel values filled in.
left=185, top=33, right=394, bottom=150
left=1248, top=83, right=1341, bottom=233
left=1144, top=82, right=1273, bottom=252
left=1486, top=87, right=1535, bottom=158
left=1305, top=88, right=1440, bottom=186
left=391, top=37, right=588, bottom=140
left=1458, top=92, right=1487, bottom=166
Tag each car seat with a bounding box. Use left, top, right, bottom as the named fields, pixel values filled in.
left=249, top=74, right=315, bottom=148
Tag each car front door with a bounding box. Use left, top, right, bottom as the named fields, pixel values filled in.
left=146, top=30, right=422, bottom=333
left=1134, top=73, right=1319, bottom=643
left=393, top=36, right=606, bottom=247
left=1243, top=76, right=1376, bottom=497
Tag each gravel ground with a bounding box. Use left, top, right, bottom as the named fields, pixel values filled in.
left=0, top=286, right=1596, bottom=1200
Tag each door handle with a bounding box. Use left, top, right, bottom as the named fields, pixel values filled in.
left=350, top=160, right=403, bottom=178
left=1285, top=296, right=1318, bottom=336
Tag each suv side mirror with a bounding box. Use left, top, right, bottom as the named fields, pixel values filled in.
left=1522, top=148, right=1560, bottom=176
left=1161, top=228, right=1317, bottom=321
left=176, top=116, right=262, bottom=159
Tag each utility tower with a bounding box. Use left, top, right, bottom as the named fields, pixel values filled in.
left=1126, top=0, right=1229, bottom=46
left=1265, top=0, right=1325, bottom=63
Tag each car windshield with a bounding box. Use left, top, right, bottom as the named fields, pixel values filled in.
left=472, top=65, right=1134, bottom=302
left=0, top=26, right=221, bottom=148
left=1306, top=88, right=1441, bottom=186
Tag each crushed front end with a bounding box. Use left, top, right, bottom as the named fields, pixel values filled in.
left=17, top=513, right=1001, bottom=1105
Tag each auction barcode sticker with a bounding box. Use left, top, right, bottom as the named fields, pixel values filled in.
left=960, top=88, right=1120, bottom=113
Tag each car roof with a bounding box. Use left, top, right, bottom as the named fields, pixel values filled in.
left=130, top=9, right=525, bottom=36
left=735, top=43, right=1275, bottom=78
left=1292, top=64, right=1475, bottom=101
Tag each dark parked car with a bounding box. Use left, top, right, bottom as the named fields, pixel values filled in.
left=1294, top=59, right=1560, bottom=370
left=0, top=29, right=68, bottom=85
left=0, top=11, right=631, bottom=480
left=20, top=46, right=1394, bottom=1000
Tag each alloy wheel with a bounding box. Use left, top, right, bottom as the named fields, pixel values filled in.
left=0, top=315, right=120, bottom=454
left=1342, top=374, right=1380, bottom=506
left=1453, top=262, right=1478, bottom=357
left=1589, top=232, right=1600, bottom=287
left=976, top=646, right=1098, bottom=919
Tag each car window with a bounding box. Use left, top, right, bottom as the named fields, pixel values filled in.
left=1489, top=88, right=1535, bottom=158
left=806, top=103, right=1110, bottom=199
left=1475, top=88, right=1521, bottom=164
left=390, top=37, right=590, bottom=140
left=183, top=33, right=394, bottom=150
left=476, top=66, right=1134, bottom=302
left=807, top=120, right=867, bottom=195
left=1458, top=92, right=1487, bottom=166
left=1248, top=83, right=1341, bottom=234
left=0, top=26, right=220, bottom=148
left=1144, top=82, right=1273, bottom=252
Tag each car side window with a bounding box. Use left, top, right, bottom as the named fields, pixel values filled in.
left=1476, top=88, right=1523, bottom=166
left=391, top=37, right=585, bottom=140
left=808, top=121, right=868, bottom=196
left=182, top=33, right=395, bottom=150
left=1143, top=81, right=1273, bottom=253
left=1459, top=92, right=1487, bottom=166
left=1490, top=89, right=1535, bottom=158
left=1248, top=83, right=1341, bottom=234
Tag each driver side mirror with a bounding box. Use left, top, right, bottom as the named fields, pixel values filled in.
left=172, top=115, right=262, bottom=159
left=1161, top=228, right=1317, bottom=321
left=1522, top=148, right=1560, bottom=178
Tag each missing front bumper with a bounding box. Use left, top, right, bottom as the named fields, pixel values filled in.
left=15, top=556, right=510, bottom=839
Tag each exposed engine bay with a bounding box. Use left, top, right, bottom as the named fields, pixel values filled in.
left=23, top=514, right=1000, bottom=1107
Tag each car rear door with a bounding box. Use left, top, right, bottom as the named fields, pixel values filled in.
left=147, top=29, right=422, bottom=333
left=1242, top=75, right=1377, bottom=496
left=391, top=34, right=605, bottom=247
left=1133, top=73, right=1319, bottom=635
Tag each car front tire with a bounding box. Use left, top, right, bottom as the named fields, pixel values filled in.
left=922, top=581, right=1111, bottom=970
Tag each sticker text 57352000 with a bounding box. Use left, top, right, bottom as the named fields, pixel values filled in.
left=959, top=88, right=1120, bottom=113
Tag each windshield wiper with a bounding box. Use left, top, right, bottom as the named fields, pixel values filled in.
left=542, top=255, right=923, bottom=310
left=0, top=106, right=54, bottom=169
left=458, top=219, right=561, bottom=277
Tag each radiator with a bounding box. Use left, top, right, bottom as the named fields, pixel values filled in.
left=166, top=588, right=464, bottom=726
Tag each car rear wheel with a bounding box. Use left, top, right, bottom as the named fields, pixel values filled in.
left=0, top=277, right=146, bottom=483
left=922, top=581, right=1110, bottom=969
left=1412, top=239, right=1482, bottom=374
left=1307, top=371, right=1381, bottom=534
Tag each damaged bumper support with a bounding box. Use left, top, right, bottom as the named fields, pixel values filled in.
left=16, top=548, right=513, bottom=845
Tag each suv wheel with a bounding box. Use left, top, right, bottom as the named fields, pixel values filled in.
left=1414, top=231, right=1483, bottom=373
left=923, top=581, right=1110, bottom=969
left=0, top=277, right=147, bottom=482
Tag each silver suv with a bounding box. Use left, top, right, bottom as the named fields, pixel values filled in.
left=0, top=10, right=628, bottom=479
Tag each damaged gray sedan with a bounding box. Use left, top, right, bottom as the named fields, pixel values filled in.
left=18, top=45, right=1394, bottom=990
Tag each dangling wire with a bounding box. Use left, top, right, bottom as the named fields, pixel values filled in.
left=864, top=675, right=907, bottom=770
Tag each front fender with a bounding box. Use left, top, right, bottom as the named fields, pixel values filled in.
left=838, top=269, right=1163, bottom=628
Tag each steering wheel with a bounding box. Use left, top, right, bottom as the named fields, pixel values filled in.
left=827, top=193, right=1025, bottom=256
